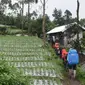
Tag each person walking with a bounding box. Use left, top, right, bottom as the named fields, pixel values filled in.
left=61, top=48, right=68, bottom=69
left=54, top=42, right=62, bottom=58
left=67, top=48, right=79, bottom=79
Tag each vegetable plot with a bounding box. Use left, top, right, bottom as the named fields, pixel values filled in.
left=0, top=36, right=63, bottom=85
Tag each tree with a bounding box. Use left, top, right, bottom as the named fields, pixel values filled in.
left=15, top=13, right=22, bottom=28
left=35, top=14, right=53, bottom=37
left=77, top=0, right=80, bottom=25
left=52, top=8, right=62, bottom=20
left=80, top=19, right=85, bottom=27
left=16, top=0, right=25, bottom=35
left=35, top=0, right=38, bottom=3
left=64, top=9, right=72, bottom=24
left=23, top=14, right=52, bottom=37
left=36, top=0, right=47, bottom=46
left=0, top=0, right=12, bottom=13
left=24, top=0, right=34, bottom=19
left=45, top=14, right=55, bottom=31
left=16, top=0, right=37, bottom=34
left=24, top=0, right=34, bottom=34
left=68, top=0, right=81, bottom=51
left=76, top=0, right=80, bottom=51
left=0, top=0, right=13, bottom=25
left=31, top=11, right=38, bottom=19
left=42, top=0, right=46, bottom=46
left=52, top=8, right=64, bottom=26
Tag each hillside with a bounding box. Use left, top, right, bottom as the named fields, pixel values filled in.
left=0, top=35, right=63, bottom=85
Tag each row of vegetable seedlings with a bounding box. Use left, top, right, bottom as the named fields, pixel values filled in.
left=17, top=67, right=57, bottom=77
left=6, top=61, right=54, bottom=67
left=0, top=56, right=44, bottom=61
left=32, top=79, right=61, bottom=85
left=0, top=36, right=62, bottom=85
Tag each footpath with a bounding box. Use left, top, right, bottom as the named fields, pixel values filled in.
left=62, top=75, right=81, bottom=85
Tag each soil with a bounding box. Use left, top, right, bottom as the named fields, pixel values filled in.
left=62, top=76, right=81, bottom=85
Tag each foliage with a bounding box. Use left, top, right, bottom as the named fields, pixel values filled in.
left=45, top=43, right=64, bottom=79
left=0, top=27, right=7, bottom=34
left=52, top=8, right=77, bottom=26
left=23, top=15, right=55, bottom=37
left=77, top=65, right=85, bottom=85
left=0, top=13, right=55, bottom=36
left=64, top=9, right=72, bottom=24
left=7, top=28, right=23, bottom=35
left=66, top=23, right=84, bottom=52
left=46, top=21, right=56, bottom=32
left=81, top=38, right=85, bottom=49
left=70, top=39, right=82, bottom=52
left=35, top=0, right=38, bottom=3
left=52, top=8, right=65, bottom=26
left=80, top=19, right=85, bottom=27
left=0, top=0, right=12, bottom=13
left=0, top=60, right=30, bottom=85
left=52, top=8, right=62, bottom=20
left=83, top=32, right=85, bottom=38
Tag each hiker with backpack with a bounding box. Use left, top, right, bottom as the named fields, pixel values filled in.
left=54, top=42, right=62, bottom=58
left=67, top=48, right=79, bottom=79
left=61, top=48, right=68, bottom=69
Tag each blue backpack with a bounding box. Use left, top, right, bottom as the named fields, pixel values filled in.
left=67, top=49, right=79, bottom=65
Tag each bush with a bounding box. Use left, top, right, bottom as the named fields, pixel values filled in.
left=0, top=60, right=30, bottom=85
left=0, top=27, right=7, bottom=35
left=77, top=65, right=85, bottom=85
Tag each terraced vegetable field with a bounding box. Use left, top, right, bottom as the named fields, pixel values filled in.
left=0, top=35, right=63, bottom=85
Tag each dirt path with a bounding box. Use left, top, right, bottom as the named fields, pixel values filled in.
left=61, top=69, right=81, bottom=85
left=61, top=71, right=81, bottom=85
left=62, top=77, right=81, bottom=85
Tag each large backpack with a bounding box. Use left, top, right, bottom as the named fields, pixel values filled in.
left=67, top=49, right=79, bottom=65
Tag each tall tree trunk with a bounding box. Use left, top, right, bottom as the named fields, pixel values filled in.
left=28, top=2, right=30, bottom=18
left=21, top=0, right=24, bottom=35
left=42, top=0, right=46, bottom=46
left=76, top=0, right=80, bottom=51
left=27, top=2, right=30, bottom=34
left=77, top=0, right=79, bottom=24
left=77, top=0, right=80, bottom=40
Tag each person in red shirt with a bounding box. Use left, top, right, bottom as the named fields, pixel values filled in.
left=61, top=48, right=68, bottom=69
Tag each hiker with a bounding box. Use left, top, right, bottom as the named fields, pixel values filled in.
left=54, top=42, right=62, bottom=58
left=49, top=36, right=55, bottom=48
left=61, top=48, right=68, bottom=69
left=67, top=48, right=79, bottom=79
